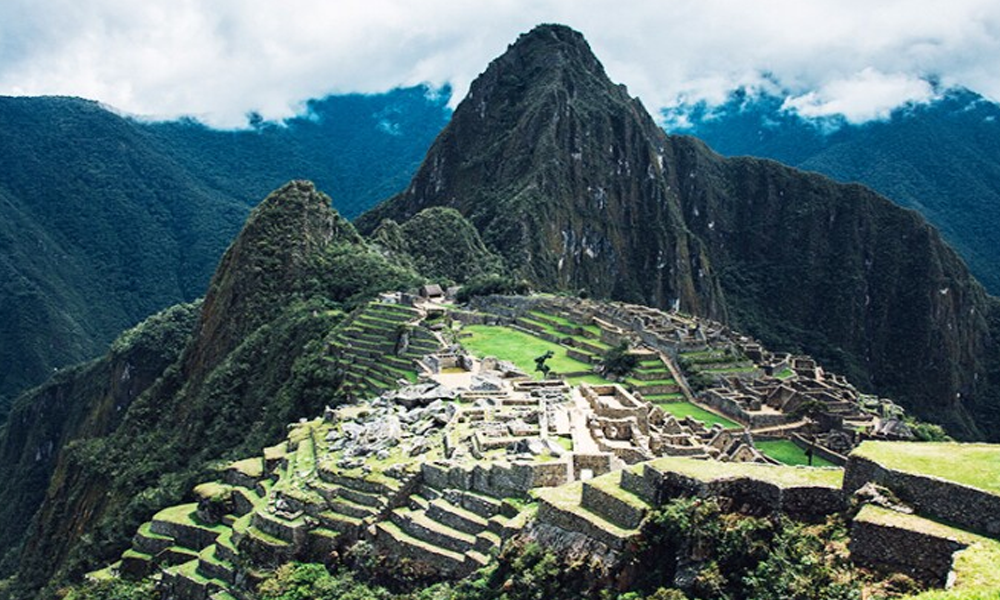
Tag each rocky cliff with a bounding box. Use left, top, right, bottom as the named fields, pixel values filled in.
left=359, top=24, right=998, bottom=439
left=358, top=25, right=725, bottom=317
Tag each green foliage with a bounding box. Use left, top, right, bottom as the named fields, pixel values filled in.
left=601, top=343, right=639, bottom=378
left=455, top=275, right=530, bottom=303
left=0, top=301, right=200, bottom=578
left=372, top=209, right=505, bottom=285
left=258, top=563, right=393, bottom=600
left=60, top=577, right=157, bottom=600
left=635, top=497, right=862, bottom=600
left=0, top=86, right=448, bottom=414
left=685, top=372, right=716, bottom=392
left=907, top=419, right=951, bottom=442
left=7, top=183, right=424, bottom=595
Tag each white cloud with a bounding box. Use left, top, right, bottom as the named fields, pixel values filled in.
left=1, top=0, right=999, bottom=127
left=782, top=69, right=937, bottom=123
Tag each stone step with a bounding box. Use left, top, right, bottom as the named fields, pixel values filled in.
left=486, top=514, right=510, bottom=535
left=162, top=559, right=227, bottom=600
left=251, top=510, right=304, bottom=543
left=427, top=498, right=489, bottom=535
left=465, top=550, right=491, bottom=569
left=580, top=471, right=651, bottom=530
left=197, top=545, right=235, bottom=585
left=133, top=521, right=173, bottom=556
left=374, top=522, right=467, bottom=574
left=318, top=510, right=363, bottom=534
left=474, top=530, right=502, bottom=554
left=240, top=526, right=295, bottom=568
left=328, top=496, right=380, bottom=519
left=448, top=489, right=503, bottom=519
left=119, top=549, right=154, bottom=579
left=535, top=483, right=637, bottom=551
left=390, top=508, right=477, bottom=554
left=409, top=494, right=430, bottom=512
left=317, top=469, right=400, bottom=497
left=155, top=545, right=200, bottom=567
left=215, top=529, right=239, bottom=564
left=150, top=504, right=224, bottom=550
left=619, top=465, right=659, bottom=505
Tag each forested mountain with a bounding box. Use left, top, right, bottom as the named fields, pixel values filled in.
left=670, top=89, right=1000, bottom=292
left=0, top=182, right=421, bottom=597
left=0, top=88, right=448, bottom=413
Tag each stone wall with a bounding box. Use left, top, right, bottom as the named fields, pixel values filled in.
left=699, top=392, right=788, bottom=429
left=844, top=456, right=1000, bottom=537
left=580, top=483, right=646, bottom=529
left=573, top=453, right=614, bottom=479
left=790, top=434, right=847, bottom=466
left=849, top=518, right=965, bottom=586
left=423, top=459, right=570, bottom=498
left=635, top=467, right=845, bottom=521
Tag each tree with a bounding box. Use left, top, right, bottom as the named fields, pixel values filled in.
left=602, top=342, right=639, bottom=379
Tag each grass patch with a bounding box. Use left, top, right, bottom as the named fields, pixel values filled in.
left=625, top=377, right=677, bottom=387
left=756, top=440, right=836, bottom=468
left=228, top=457, right=264, bottom=479
left=853, top=442, right=1000, bottom=494
left=565, top=373, right=611, bottom=386
left=655, top=401, right=740, bottom=429
left=462, top=325, right=606, bottom=381
left=773, top=366, right=796, bottom=379
left=642, top=393, right=685, bottom=402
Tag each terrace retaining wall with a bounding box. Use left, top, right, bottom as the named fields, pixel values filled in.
left=844, top=456, right=1000, bottom=537
left=849, top=518, right=966, bottom=586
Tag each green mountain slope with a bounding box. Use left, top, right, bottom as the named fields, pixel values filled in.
left=0, top=181, right=421, bottom=597
left=670, top=89, right=1000, bottom=293
left=0, top=88, right=447, bottom=413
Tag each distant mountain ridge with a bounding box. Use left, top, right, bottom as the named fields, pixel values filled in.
left=0, top=88, right=448, bottom=412
left=669, top=88, right=1000, bottom=293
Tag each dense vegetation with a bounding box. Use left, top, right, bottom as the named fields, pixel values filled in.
left=371, top=207, right=505, bottom=285
left=0, top=87, right=448, bottom=414
left=0, top=301, right=201, bottom=577
left=0, top=182, right=423, bottom=598
left=670, top=89, right=1000, bottom=293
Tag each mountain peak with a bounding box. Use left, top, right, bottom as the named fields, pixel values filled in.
left=469, top=23, right=612, bottom=104
left=183, top=180, right=357, bottom=375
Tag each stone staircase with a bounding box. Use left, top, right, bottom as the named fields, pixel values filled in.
left=372, top=485, right=515, bottom=576
left=329, top=302, right=442, bottom=400
left=535, top=470, right=652, bottom=553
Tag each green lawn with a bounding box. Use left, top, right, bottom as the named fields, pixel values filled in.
left=641, top=393, right=685, bottom=402
left=756, top=440, right=836, bottom=468
left=852, top=442, right=1000, bottom=494
left=626, top=377, right=677, bottom=387
left=566, top=373, right=612, bottom=386
left=773, top=366, right=796, bottom=379
left=655, top=401, right=741, bottom=429
left=461, top=325, right=611, bottom=383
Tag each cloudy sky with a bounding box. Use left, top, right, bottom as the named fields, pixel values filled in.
left=2, top=0, right=999, bottom=128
